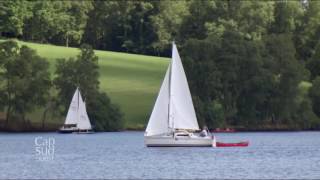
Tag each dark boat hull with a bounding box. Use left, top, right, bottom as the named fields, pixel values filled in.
left=58, top=125, right=78, bottom=133
left=74, top=129, right=94, bottom=134
left=58, top=129, right=76, bottom=133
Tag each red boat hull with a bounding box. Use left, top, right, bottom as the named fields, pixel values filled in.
left=216, top=141, right=249, bottom=147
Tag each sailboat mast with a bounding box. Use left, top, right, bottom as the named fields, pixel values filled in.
left=168, top=61, right=172, bottom=132
left=77, top=88, right=80, bottom=123
left=168, top=42, right=174, bottom=132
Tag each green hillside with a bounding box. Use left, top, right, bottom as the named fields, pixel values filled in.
left=14, top=40, right=169, bottom=129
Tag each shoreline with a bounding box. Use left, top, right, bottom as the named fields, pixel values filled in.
left=0, top=128, right=319, bottom=133
left=1, top=119, right=319, bottom=133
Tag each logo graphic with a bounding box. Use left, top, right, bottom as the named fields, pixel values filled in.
left=34, top=136, right=55, bottom=161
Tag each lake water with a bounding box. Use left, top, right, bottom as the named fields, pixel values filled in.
left=0, top=131, right=319, bottom=179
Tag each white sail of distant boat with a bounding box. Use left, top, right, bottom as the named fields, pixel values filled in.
left=77, top=101, right=92, bottom=130
left=65, top=88, right=81, bottom=125
left=144, top=42, right=213, bottom=147
left=59, top=88, right=93, bottom=133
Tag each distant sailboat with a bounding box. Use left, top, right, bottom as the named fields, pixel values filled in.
left=59, top=88, right=93, bottom=134
left=144, top=42, right=214, bottom=147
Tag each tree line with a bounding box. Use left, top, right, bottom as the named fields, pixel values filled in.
left=1, top=0, right=320, bottom=130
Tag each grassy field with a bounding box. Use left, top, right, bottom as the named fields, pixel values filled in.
left=5, top=40, right=169, bottom=129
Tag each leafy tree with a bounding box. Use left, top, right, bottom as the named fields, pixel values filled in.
left=235, top=40, right=269, bottom=126
left=180, top=0, right=274, bottom=42
left=270, top=1, right=304, bottom=34
left=0, top=41, right=18, bottom=113
left=264, top=34, right=306, bottom=124
left=23, top=1, right=93, bottom=46
left=54, top=44, right=99, bottom=110
left=83, top=1, right=159, bottom=55
left=294, top=97, right=319, bottom=129
left=294, top=81, right=319, bottom=129
left=237, top=1, right=274, bottom=40
left=54, top=44, right=123, bottom=131
left=182, top=37, right=222, bottom=128
left=295, top=0, right=320, bottom=61
left=63, top=1, right=93, bottom=47
left=182, top=37, right=221, bottom=101
left=309, top=77, right=320, bottom=118
left=88, top=92, right=123, bottom=131
left=210, top=100, right=225, bottom=128
left=0, top=0, right=32, bottom=37
left=194, top=98, right=225, bottom=129
left=23, top=1, right=63, bottom=43
left=306, top=42, right=320, bottom=79
left=0, top=41, right=51, bottom=125
left=83, top=1, right=121, bottom=50
left=151, top=0, right=189, bottom=55
left=215, top=31, right=272, bottom=126
left=179, top=0, right=216, bottom=41
left=215, top=31, right=244, bottom=123
left=182, top=30, right=269, bottom=127
left=182, top=29, right=316, bottom=129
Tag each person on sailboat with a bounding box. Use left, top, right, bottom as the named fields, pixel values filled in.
left=200, top=126, right=209, bottom=137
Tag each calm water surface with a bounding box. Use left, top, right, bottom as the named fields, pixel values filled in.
left=0, top=131, right=319, bottom=179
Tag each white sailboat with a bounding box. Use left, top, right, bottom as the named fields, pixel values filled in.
left=144, top=42, right=214, bottom=147
left=59, top=88, right=93, bottom=133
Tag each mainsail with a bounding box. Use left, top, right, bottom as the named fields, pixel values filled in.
left=65, top=88, right=81, bottom=125
left=170, top=43, right=199, bottom=130
left=145, top=42, right=199, bottom=136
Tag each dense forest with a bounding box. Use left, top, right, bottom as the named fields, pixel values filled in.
left=1, top=0, right=320, bottom=130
